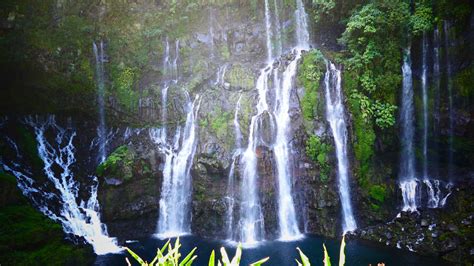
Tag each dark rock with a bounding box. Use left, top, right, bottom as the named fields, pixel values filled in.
left=421, top=219, right=429, bottom=227
left=447, top=224, right=459, bottom=233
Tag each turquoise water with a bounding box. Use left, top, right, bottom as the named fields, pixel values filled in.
left=95, top=234, right=447, bottom=265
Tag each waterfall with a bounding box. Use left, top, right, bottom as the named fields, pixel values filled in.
left=238, top=69, right=268, bottom=245
left=236, top=0, right=311, bottom=244
left=399, top=47, right=418, bottom=212
left=274, top=50, right=304, bottom=240
left=264, top=0, right=273, bottom=62
left=432, top=26, right=441, bottom=177
left=324, top=62, right=357, bottom=233
left=424, top=179, right=453, bottom=208
left=214, top=65, right=228, bottom=87
left=161, top=38, right=180, bottom=140
left=443, top=21, right=454, bottom=179
left=225, top=95, right=243, bottom=240
left=273, top=0, right=283, bottom=56
left=421, top=33, right=429, bottom=180
left=400, top=180, right=418, bottom=212
left=154, top=95, right=201, bottom=238
left=295, top=0, right=310, bottom=49
left=93, top=41, right=107, bottom=163
left=2, top=116, right=121, bottom=255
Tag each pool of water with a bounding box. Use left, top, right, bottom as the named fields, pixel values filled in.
left=95, top=234, right=447, bottom=266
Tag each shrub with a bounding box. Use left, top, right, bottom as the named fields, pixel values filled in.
left=305, top=135, right=332, bottom=182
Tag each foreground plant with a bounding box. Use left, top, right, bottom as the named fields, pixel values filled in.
left=296, top=236, right=346, bottom=266
left=208, top=244, right=269, bottom=266
left=126, top=239, right=269, bottom=266
left=125, top=238, right=196, bottom=266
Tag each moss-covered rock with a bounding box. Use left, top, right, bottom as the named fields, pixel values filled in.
left=97, top=143, right=162, bottom=241
left=97, top=145, right=134, bottom=182
left=298, top=49, right=326, bottom=122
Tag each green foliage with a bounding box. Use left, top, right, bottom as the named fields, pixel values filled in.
left=433, top=0, right=472, bottom=21
left=296, top=236, right=347, bottom=266
left=126, top=238, right=197, bottom=266
left=97, top=145, right=134, bottom=181
left=311, top=0, right=336, bottom=22
left=305, top=135, right=332, bottom=182
left=299, top=50, right=326, bottom=121
left=410, top=1, right=434, bottom=35
left=369, top=185, right=387, bottom=203
left=345, top=80, right=375, bottom=187
left=126, top=239, right=268, bottom=266
left=0, top=205, right=91, bottom=265
left=210, top=107, right=232, bottom=140
left=112, top=66, right=139, bottom=112
left=454, top=66, right=474, bottom=98
left=340, top=0, right=409, bottom=129
left=227, top=65, right=254, bottom=89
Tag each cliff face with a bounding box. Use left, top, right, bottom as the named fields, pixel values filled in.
left=0, top=0, right=473, bottom=264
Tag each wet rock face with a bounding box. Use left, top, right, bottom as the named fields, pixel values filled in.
left=97, top=134, right=163, bottom=242
left=351, top=180, right=474, bottom=264
left=191, top=153, right=228, bottom=238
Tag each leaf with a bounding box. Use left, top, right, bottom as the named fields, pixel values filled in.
left=208, top=250, right=215, bottom=266
left=149, top=249, right=159, bottom=266
left=296, top=247, right=311, bottom=266
left=184, top=255, right=197, bottom=266
left=179, top=247, right=197, bottom=266
left=160, top=239, right=171, bottom=255
left=220, top=247, right=231, bottom=264
left=125, top=247, right=146, bottom=265
left=339, top=236, right=346, bottom=266
left=323, top=244, right=332, bottom=266
left=250, top=257, right=269, bottom=266
left=230, top=244, right=242, bottom=265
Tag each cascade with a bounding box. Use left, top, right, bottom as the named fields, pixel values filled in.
left=93, top=41, right=107, bottom=163
left=295, top=0, right=310, bottom=49
left=324, top=62, right=357, bottom=233
left=1, top=116, right=121, bottom=255
left=443, top=21, right=454, bottom=179
left=432, top=26, right=441, bottom=177
left=399, top=47, right=418, bottom=212
left=421, top=33, right=429, bottom=180
left=423, top=179, right=453, bottom=209
left=273, top=49, right=303, bottom=240
left=225, top=95, right=243, bottom=240
left=237, top=0, right=312, bottom=244
left=264, top=0, right=273, bottom=62
left=238, top=68, right=268, bottom=245
left=153, top=94, right=201, bottom=238
left=273, top=0, right=283, bottom=56
left=161, top=38, right=180, bottom=141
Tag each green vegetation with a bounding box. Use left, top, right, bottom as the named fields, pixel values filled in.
left=97, top=145, right=135, bottom=181
left=339, top=0, right=412, bottom=130
left=305, top=135, right=332, bottom=182
left=298, top=50, right=326, bottom=121
left=127, top=237, right=352, bottom=266
left=296, top=236, right=346, bottom=266
left=0, top=205, right=92, bottom=265
left=227, top=64, right=255, bottom=90
left=368, top=184, right=387, bottom=210
left=16, top=125, right=44, bottom=173
left=126, top=238, right=269, bottom=266
left=209, top=107, right=232, bottom=140
left=113, top=66, right=139, bottom=112
left=0, top=171, right=92, bottom=265
left=454, top=66, right=474, bottom=98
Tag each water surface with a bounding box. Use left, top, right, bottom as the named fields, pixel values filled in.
left=95, top=234, right=447, bottom=266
